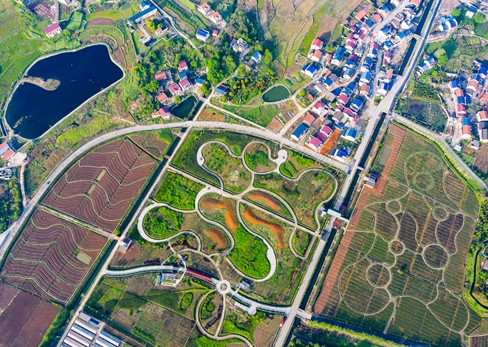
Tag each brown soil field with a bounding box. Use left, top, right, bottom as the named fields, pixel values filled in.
left=266, top=117, right=284, bottom=133
left=247, top=191, right=281, bottom=210
left=205, top=228, right=227, bottom=249
left=320, top=129, right=341, bottom=155
left=0, top=290, right=40, bottom=346
left=200, top=197, right=238, bottom=231
left=316, top=13, right=338, bottom=43
left=243, top=208, right=284, bottom=248
left=86, top=17, right=116, bottom=27
left=253, top=315, right=282, bottom=347
left=10, top=299, right=61, bottom=347
left=474, top=145, right=488, bottom=174
left=0, top=283, right=19, bottom=314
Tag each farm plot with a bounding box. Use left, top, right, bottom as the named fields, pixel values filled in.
left=203, top=143, right=252, bottom=194
left=199, top=292, right=224, bottom=335
left=43, top=138, right=158, bottom=233
left=0, top=209, right=108, bottom=305
left=129, top=129, right=177, bottom=160
left=313, top=126, right=482, bottom=346
left=86, top=276, right=203, bottom=347
left=254, top=170, right=337, bottom=229
left=143, top=206, right=230, bottom=254
left=221, top=309, right=281, bottom=345
left=244, top=143, right=277, bottom=173
left=244, top=190, right=294, bottom=220
left=0, top=283, right=61, bottom=347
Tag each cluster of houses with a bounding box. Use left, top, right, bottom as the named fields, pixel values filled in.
left=152, top=61, right=206, bottom=119
left=449, top=64, right=488, bottom=142
left=197, top=2, right=226, bottom=28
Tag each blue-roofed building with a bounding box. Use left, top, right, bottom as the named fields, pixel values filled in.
left=291, top=124, right=309, bottom=141
left=196, top=28, right=210, bottom=41
left=362, top=57, right=373, bottom=72
left=457, top=96, right=466, bottom=105
left=480, top=66, right=488, bottom=78
left=251, top=51, right=262, bottom=64
left=450, top=80, right=460, bottom=90
left=351, top=98, right=364, bottom=112
left=383, top=41, right=394, bottom=51
left=323, top=77, right=334, bottom=88
left=178, top=71, right=187, bottom=80
left=360, top=71, right=371, bottom=84
left=301, top=65, right=309, bottom=74
left=331, top=47, right=345, bottom=66
left=333, top=88, right=342, bottom=96
left=463, top=118, right=471, bottom=126
left=303, top=65, right=318, bottom=78
left=127, top=6, right=159, bottom=24
left=347, top=82, right=357, bottom=91
left=196, top=77, right=206, bottom=85
left=140, top=1, right=150, bottom=10
left=332, top=148, right=349, bottom=162
left=342, top=68, right=354, bottom=81
left=341, top=127, right=358, bottom=142
left=215, top=84, right=228, bottom=96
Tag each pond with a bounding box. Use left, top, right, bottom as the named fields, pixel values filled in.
left=5, top=44, right=124, bottom=139
left=172, top=95, right=197, bottom=119
left=262, top=85, right=290, bottom=103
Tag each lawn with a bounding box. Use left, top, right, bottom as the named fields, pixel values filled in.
left=154, top=171, right=204, bottom=210
left=396, top=97, right=447, bottom=133
left=210, top=100, right=281, bottom=127
left=254, top=170, right=337, bottom=229
left=313, top=125, right=482, bottom=346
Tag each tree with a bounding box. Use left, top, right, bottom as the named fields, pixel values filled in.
left=175, top=95, right=181, bottom=103
left=452, top=9, right=461, bottom=17
left=199, top=85, right=207, bottom=93
left=298, top=90, right=306, bottom=97
left=263, top=49, right=273, bottom=66
left=438, top=55, right=448, bottom=66
left=474, top=12, right=485, bottom=23
left=147, top=19, right=156, bottom=32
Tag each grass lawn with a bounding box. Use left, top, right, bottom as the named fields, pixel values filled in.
left=210, top=100, right=280, bottom=127
left=154, top=171, right=204, bottom=210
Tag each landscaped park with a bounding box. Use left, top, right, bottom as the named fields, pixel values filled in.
left=84, top=129, right=343, bottom=346
left=314, top=124, right=482, bottom=346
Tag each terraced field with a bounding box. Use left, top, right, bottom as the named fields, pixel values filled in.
left=314, top=125, right=482, bottom=346
left=43, top=138, right=158, bottom=232
left=0, top=210, right=108, bottom=305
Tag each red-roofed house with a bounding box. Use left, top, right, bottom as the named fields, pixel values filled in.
left=320, top=126, right=332, bottom=137
left=152, top=107, right=172, bottom=119
left=2, top=149, right=14, bottom=160
left=178, top=61, right=188, bottom=72
left=179, top=78, right=192, bottom=91
left=0, top=143, right=7, bottom=152
left=168, top=83, right=182, bottom=96
left=338, top=94, right=349, bottom=104
left=157, top=92, right=168, bottom=103
left=308, top=137, right=323, bottom=151
left=208, top=12, right=223, bottom=25
left=311, top=50, right=323, bottom=62
left=44, top=23, right=61, bottom=38
left=461, top=125, right=472, bottom=139
left=197, top=2, right=212, bottom=15
left=303, top=113, right=316, bottom=126
left=313, top=101, right=326, bottom=116
left=467, top=80, right=478, bottom=92
left=456, top=104, right=466, bottom=116
left=155, top=71, right=167, bottom=80
left=311, top=38, right=324, bottom=50
left=481, top=93, right=488, bottom=104
left=478, top=110, right=488, bottom=121
left=372, top=14, right=382, bottom=23
left=306, top=93, right=314, bottom=102
left=410, top=0, right=421, bottom=7
left=325, top=54, right=332, bottom=65
left=355, top=9, right=367, bottom=21
left=455, top=89, right=464, bottom=97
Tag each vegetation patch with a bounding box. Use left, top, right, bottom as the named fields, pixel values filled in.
left=154, top=171, right=204, bottom=210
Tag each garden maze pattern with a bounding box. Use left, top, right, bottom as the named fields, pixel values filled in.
left=0, top=210, right=107, bottom=305
left=43, top=139, right=157, bottom=232
left=314, top=125, right=482, bottom=346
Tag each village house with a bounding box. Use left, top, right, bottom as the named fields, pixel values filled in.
left=44, top=23, right=62, bottom=38
left=291, top=123, right=309, bottom=141
left=196, top=28, right=210, bottom=42
left=152, top=107, right=172, bottom=120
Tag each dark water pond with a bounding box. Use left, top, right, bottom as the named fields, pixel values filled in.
left=172, top=95, right=197, bottom=119
left=262, top=85, right=290, bottom=102
left=6, top=44, right=123, bottom=139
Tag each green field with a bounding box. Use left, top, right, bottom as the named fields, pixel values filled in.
left=154, top=171, right=204, bottom=210
left=314, top=125, right=482, bottom=346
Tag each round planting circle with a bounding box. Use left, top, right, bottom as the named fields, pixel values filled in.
left=366, top=264, right=390, bottom=287
left=423, top=244, right=449, bottom=269
left=387, top=200, right=401, bottom=214
left=433, top=206, right=448, bottom=221
left=390, top=240, right=404, bottom=254
left=414, top=172, right=435, bottom=191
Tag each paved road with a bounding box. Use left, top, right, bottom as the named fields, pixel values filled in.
left=0, top=121, right=349, bottom=264
left=105, top=265, right=180, bottom=276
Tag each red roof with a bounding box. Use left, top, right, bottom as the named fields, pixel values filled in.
left=314, top=101, right=325, bottom=109
left=168, top=83, right=180, bottom=94
left=178, top=61, right=187, bottom=68
left=44, top=23, right=60, bottom=34
left=479, top=111, right=488, bottom=120
left=2, top=149, right=14, bottom=160
left=0, top=143, right=7, bottom=151
left=306, top=93, right=314, bottom=102
left=157, top=93, right=168, bottom=102
left=481, top=93, right=488, bottom=104
left=455, top=89, right=464, bottom=97
left=155, top=71, right=167, bottom=80
left=303, top=113, right=316, bottom=125
left=410, top=0, right=420, bottom=6
left=457, top=104, right=466, bottom=112
left=343, top=107, right=352, bottom=116
left=386, top=69, right=394, bottom=79
left=463, top=125, right=472, bottom=135
left=179, top=78, right=190, bottom=87
left=312, top=38, right=323, bottom=47
left=372, top=14, right=382, bottom=22
left=338, top=94, right=348, bottom=103
left=313, top=51, right=323, bottom=59
left=355, top=9, right=367, bottom=21
left=321, top=126, right=332, bottom=136
left=468, top=80, right=478, bottom=89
